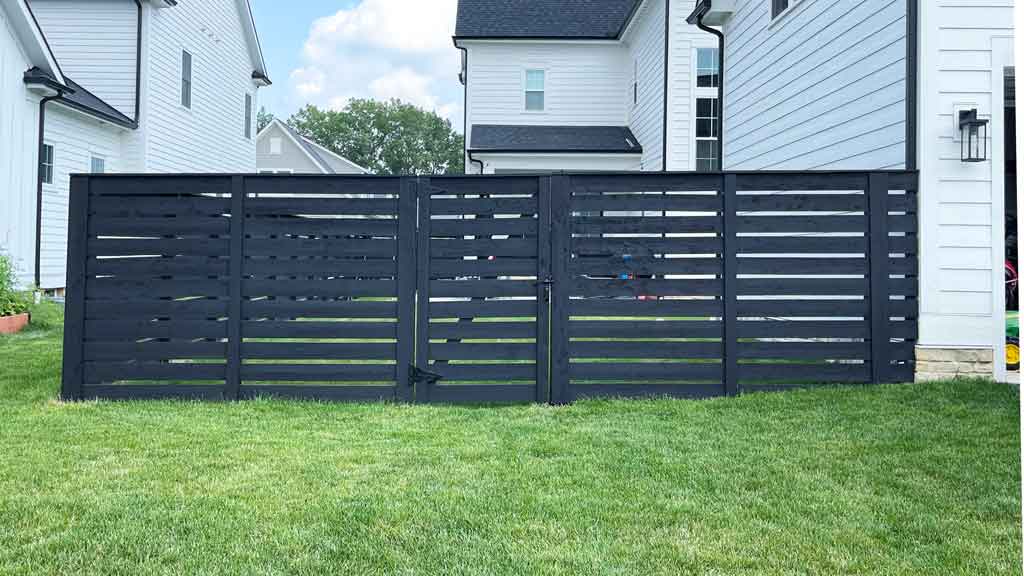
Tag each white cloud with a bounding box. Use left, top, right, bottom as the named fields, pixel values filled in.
left=288, top=0, right=463, bottom=130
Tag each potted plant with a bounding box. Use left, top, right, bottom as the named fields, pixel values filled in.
left=0, top=254, right=31, bottom=335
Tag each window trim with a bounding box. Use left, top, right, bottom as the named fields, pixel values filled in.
left=524, top=68, right=546, bottom=112
left=181, top=49, right=193, bottom=110
left=770, top=0, right=800, bottom=22
left=695, top=47, right=720, bottom=89
left=244, top=93, right=253, bottom=139
left=89, top=155, right=106, bottom=174
left=40, top=143, right=54, bottom=185
left=694, top=96, right=720, bottom=172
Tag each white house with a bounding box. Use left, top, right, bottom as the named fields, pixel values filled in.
left=255, top=118, right=369, bottom=175
left=454, top=0, right=720, bottom=174
left=690, top=0, right=1015, bottom=382
left=0, top=0, right=269, bottom=292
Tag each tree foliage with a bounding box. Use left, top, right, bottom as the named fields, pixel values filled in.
left=288, top=99, right=463, bottom=175
left=256, top=107, right=274, bottom=133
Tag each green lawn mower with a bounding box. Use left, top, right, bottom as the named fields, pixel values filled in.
left=1008, top=312, right=1019, bottom=372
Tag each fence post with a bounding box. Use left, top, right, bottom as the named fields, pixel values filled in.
left=395, top=177, right=417, bottom=402
left=721, top=173, right=739, bottom=396
left=868, top=172, right=890, bottom=384
left=536, top=176, right=552, bottom=404
left=225, top=175, right=245, bottom=401
left=61, top=175, right=90, bottom=401
left=549, top=173, right=571, bottom=404
left=414, top=177, right=432, bottom=403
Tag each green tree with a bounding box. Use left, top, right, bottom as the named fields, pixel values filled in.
left=288, top=99, right=464, bottom=175
left=256, top=106, right=274, bottom=133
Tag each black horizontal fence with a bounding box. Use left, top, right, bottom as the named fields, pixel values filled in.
left=61, top=171, right=918, bottom=404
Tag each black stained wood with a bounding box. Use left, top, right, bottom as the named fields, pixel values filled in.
left=243, top=342, right=397, bottom=360
left=738, top=342, right=869, bottom=360
left=239, top=385, right=397, bottom=402
left=736, top=299, right=868, bottom=317
left=90, top=196, right=232, bottom=217
left=429, top=218, right=538, bottom=237
left=430, top=300, right=538, bottom=318
left=245, top=238, right=397, bottom=258
left=572, top=237, right=722, bottom=256
left=735, top=236, right=866, bottom=254
left=735, top=215, right=867, bottom=234
left=569, top=298, right=722, bottom=317
left=244, top=258, right=397, bottom=277
left=722, top=173, right=739, bottom=396
left=570, top=256, right=721, bottom=276
left=430, top=321, right=536, bottom=339
left=88, top=257, right=229, bottom=277
left=244, top=299, right=396, bottom=319
left=84, top=362, right=227, bottom=382
left=422, top=384, right=538, bottom=405
left=89, top=216, right=231, bottom=237
left=415, top=178, right=432, bottom=403
left=549, top=174, right=571, bottom=404
left=890, top=319, right=918, bottom=340
left=89, top=238, right=230, bottom=257
left=569, top=320, right=722, bottom=339
left=431, top=238, right=536, bottom=258
left=430, top=342, right=536, bottom=361
left=869, top=173, right=890, bottom=384
left=571, top=278, right=722, bottom=298
left=86, top=278, right=229, bottom=299
left=244, top=197, right=398, bottom=216
left=569, top=363, right=723, bottom=381
left=572, top=341, right=723, bottom=359
left=245, top=176, right=401, bottom=197
left=246, top=218, right=398, bottom=237
left=736, top=278, right=869, bottom=296
left=735, top=193, right=866, bottom=212
left=62, top=175, right=91, bottom=400
left=429, top=197, right=537, bottom=215
left=87, top=176, right=231, bottom=197
left=429, top=280, right=538, bottom=298
left=243, top=279, right=397, bottom=298
left=570, top=173, right=722, bottom=193
left=737, top=320, right=869, bottom=339
left=738, top=363, right=870, bottom=383
left=734, top=172, right=868, bottom=191
left=431, top=364, right=537, bottom=381
left=429, top=176, right=539, bottom=196
left=240, top=364, right=396, bottom=381
left=85, top=341, right=227, bottom=361
left=570, top=383, right=724, bottom=400
left=571, top=194, right=721, bottom=212
left=888, top=214, right=917, bottom=233
left=430, top=258, right=538, bottom=278
left=244, top=321, right=396, bottom=339
left=87, top=299, right=230, bottom=319
left=736, top=257, right=868, bottom=275
left=573, top=216, right=721, bottom=235
left=85, top=319, right=229, bottom=341
left=82, top=384, right=225, bottom=401
left=395, top=177, right=418, bottom=400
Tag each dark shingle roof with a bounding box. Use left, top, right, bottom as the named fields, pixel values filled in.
left=455, top=0, right=641, bottom=39
left=281, top=121, right=336, bottom=173
left=58, top=77, right=136, bottom=128
left=470, top=125, right=643, bottom=153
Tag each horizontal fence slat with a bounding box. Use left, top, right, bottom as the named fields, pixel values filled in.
left=570, top=173, right=723, bottom=193
left=429, top=177, right=539, bottom=196
left=570, top=383, right=725, bottom=399
left=735, top=193, right=866, bottom=212
left=569, top=298, right=722, bottom=317
left=430, top=258, right=538, bottom=278
left=569, top=320, right=722, bottom=338
left=736, top=278, right=868, bottom=296
left=240, top=364, right=396, bottom=381
left=572, top=278, right=722, bottom=297
left=569, top=363, right=723, bottom=381
left=429, top=197, right=538, bottom=215
left=85, top=342, right=227, bottom=361
left=734, top=172, right=868, bottom=191
left=244, top=299, right=397, bottom=319
left=245, top=176, right=401, bottom=197
left=430, top=238, right=537, bottom=258
left=244, top=197, right=397, bottom=215
left=430, top=342, right=536, bottom=361
left=244, top=258, right=397, bottom=277
left=88, top=256, right=229, bottom=277
left=243, top=342, right=396, bottom=360
left=572, top=237, right=723, bottom=256
left=736, top=257, right=867, bottom=275
left=90, top=196, right=232, bottom=217
left=429, top=321, right=537, bottom=339
left=736, top=299, right=868, bottom=317
left=571, top=194, right=721, bottom=212
left=738, top=363, right=869, bottom=383
left=573, top=216, right=721, bottom=235
left=88, top=176, right=231, bottom=196
left=245, top=217, right=398, bottom=237
left=570, top=256, right=721, bottom=276
left=430, top=218, right=538, bottom=236
left=429, top=364, right=538, bottom=381
left=238, top=385, right=396, bottom=402
left=429, top=280, right=538, bottom=298
left=89, top=217, right=230, bottom=237
left=81, top=384, right=225, bottom=400
left=85, top=319, right=229, bottom=341
left=736, top=320, right=868, bottom=339
left=245, top=238, right=396, bottom=258
left=571, top=341, right=722, bottom=359
left=735, top=216, right=867, bottom=233
left=243, top=279, right=397, bottom=298
left=85, top=299, right=229, bottom=320
left=738, top=342, right=869, bottom=360
left=735, top=236, right=866, bottom=254
left=89, top=238, right=230, bottom=257
left=86, top=279, right=229, bottom=299
left=425, top=384, right=537, bottom=404
left=430, top=300, right=538, bottom=318
left=84, top=362, right=226, bottom=382
left=243, top=321, right=397, bottom=339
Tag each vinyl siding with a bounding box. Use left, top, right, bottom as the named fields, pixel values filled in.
left=624, top=0, right=665, bottom=171
left=255, top=122, right=323, bottom=174
left=39, top=106, right=122, bottom=289
left=0, top=6, right=42, bottom=287
left=29, top=0, right=138, bottom=119
left=721, top=0, right=908, bottom=170
left=667, top=0, right=719, bottom=171
left=141, top=0, right=257, bottom=172
left=917, top=0, right=1014, bottom=353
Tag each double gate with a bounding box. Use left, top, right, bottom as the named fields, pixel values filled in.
left=61, top=171, right=918, bottom=404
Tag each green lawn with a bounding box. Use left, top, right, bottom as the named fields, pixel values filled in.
left=0, top=312, right=1021, bottom=575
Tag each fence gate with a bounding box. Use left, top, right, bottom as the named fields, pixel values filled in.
left=62, top=171, right=918, bottom=404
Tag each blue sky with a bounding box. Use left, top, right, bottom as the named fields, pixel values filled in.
left=250, top=0, right=463, bottom=132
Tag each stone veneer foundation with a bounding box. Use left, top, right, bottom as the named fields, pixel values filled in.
left=915, top=347, right=994, bottom=382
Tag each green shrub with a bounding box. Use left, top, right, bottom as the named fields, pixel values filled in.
left=0, top=253, right=31, bottom=318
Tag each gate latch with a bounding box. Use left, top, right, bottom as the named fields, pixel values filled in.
left=408, top=365, right=443, bottom=388
left=536, top=276, right=554, bottom=301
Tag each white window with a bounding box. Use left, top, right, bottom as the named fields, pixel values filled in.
left=181, top=50, right=192, bottom=109
left=696, top=48, right=719, bottom=88
left=40, top=144, right=53, bottom=184
left=90, top=156, right=105, bottom=174
left=772, top=0, right=790, bottom=19
left=525, top=69, right=545, bottom=111
left=695, top=97, right=719, bottom=172
left=269, top=137, right=282, bottom=155
left=244, top=94, right=253, bottom=139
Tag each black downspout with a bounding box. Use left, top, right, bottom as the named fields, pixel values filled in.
left=662, top=0, right=670, bottom=171
left=35, top=93, right=62, bottom=288
left=134, top=0, right=143, bottom=124
left=693, top=13, right=724, bottom=170
left=455, top=43, right=482, bottom=174
left=467, top=149, right=484, bottom=174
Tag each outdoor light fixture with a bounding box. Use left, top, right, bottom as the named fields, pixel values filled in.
left=958, top=108, right=989, bottom=163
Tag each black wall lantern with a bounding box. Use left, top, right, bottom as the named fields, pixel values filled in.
left=959, top=108, right=989, bottom=163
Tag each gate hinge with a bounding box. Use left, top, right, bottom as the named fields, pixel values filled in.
left=408, top=365, right=443, bottom=388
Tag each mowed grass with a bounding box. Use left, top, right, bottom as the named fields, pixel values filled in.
left=0, top=317, right=1021, bottom=575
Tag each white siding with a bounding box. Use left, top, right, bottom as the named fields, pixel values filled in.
left=141, top=0, right=257, bottom=172
left=917, top=0, right=1014, bottom=359
left=667, top=0, right=719, bottom=171
left=255, top=122, right=323, bottom=174
left=464, top=41, right=628, bottom=139
left=0, top=6, right=42, bottom=287
left=624, top=0, right=665, bottom=171
left=721, top=0, right=908, bottom=170
left=29, top=0, right=138, bottom=119
left=39, top=106, right=122, bottom=289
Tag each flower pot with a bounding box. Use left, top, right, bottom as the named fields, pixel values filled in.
left=0, top=313, right=30, bottom=335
